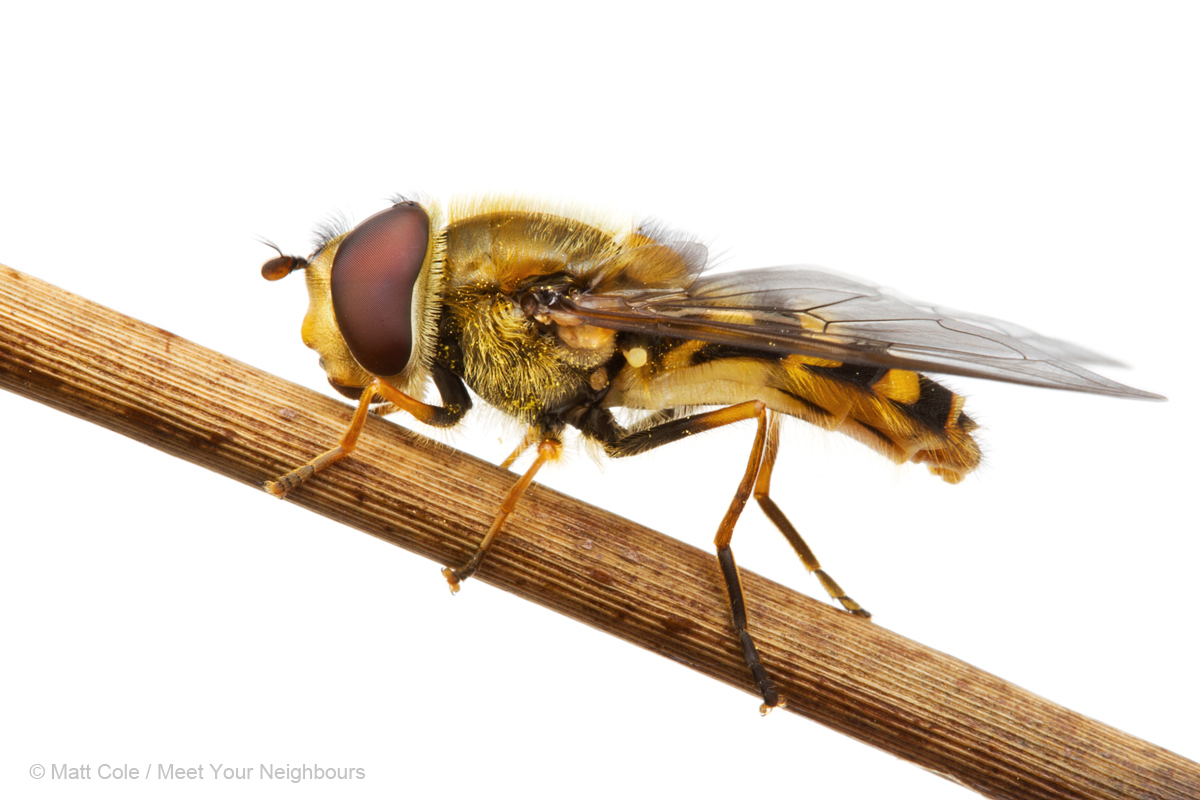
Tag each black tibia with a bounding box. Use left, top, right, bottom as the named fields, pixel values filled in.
left=719, top=547, right=780, bottom=710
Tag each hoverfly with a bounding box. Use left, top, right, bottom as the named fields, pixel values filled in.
left=262, top=196, right=1162, bottom=713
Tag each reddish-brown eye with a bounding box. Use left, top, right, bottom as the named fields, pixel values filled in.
left=330, top=202, right=431, bottom=376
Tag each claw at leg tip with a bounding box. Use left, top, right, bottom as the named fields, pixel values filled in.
left=759, top=697, right=787, bottom=716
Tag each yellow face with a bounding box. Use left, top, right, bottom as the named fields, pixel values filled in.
left=298, top=235, right=376, bottom=394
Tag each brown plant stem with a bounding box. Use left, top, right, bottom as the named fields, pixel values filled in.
left=1, top=263, right=1196, bottom=800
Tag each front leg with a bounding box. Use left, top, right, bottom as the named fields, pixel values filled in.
left=265, top=366, right=470, bottom=497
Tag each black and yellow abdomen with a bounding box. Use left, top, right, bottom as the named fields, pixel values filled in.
left=607, top=339, right=981, bottom=484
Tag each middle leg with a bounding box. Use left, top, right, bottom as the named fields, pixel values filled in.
left=442, top=436, right=563, bottom=593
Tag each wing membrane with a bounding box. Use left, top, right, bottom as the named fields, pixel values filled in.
left=563, top=266, right=1162, bottom=400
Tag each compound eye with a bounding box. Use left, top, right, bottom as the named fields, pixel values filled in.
left=330, top=202, right=431, bottom=376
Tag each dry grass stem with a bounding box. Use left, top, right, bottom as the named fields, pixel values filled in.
left=2, top=263, right=1196, bottom=800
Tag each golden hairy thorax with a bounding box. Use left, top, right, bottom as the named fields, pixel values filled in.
left=437, top=207, right=615, bottom=421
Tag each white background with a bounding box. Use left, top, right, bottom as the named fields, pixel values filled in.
left=2, top=2, right=1197, bottom=798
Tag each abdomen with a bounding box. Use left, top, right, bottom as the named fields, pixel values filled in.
left=607, top=338, right=981, bottom=484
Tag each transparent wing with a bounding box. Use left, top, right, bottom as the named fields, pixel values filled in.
left=561, top=265, right=1163, bottom=400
